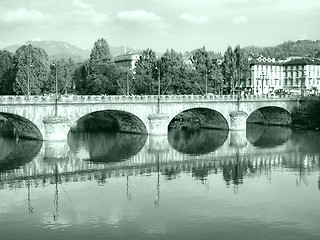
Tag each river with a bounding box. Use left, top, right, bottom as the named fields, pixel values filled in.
left=0, top=120, right=319, bottom=240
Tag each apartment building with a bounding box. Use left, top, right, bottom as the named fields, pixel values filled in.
left=250, top=56, right=320, bottom=95
left=114, top=51, right=140, bottom=71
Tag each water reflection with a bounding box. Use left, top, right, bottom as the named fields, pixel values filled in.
left=68, top=131, right=147, bottom=163
left=246, top=124, right=292, bottom=148
left=168, top=128, right=229, bottom=154
left=0, top=122, right=320, bottom=240
left=0, top=119, right=42, bottom=171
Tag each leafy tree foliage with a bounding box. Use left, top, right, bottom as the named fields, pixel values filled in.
left=244, top=40, right=320, bottom=60
left=46, top=58, right=78, bottom=95
left=133, top=48, right=158, bottom=95
left=80, top=38, right=119, bottom=94
left=115, top=67, right=134, bottom=95
left=0, top=50, right=15, bottom=94
left=74, top=60, right=90, bottom=94
left=221, top=46, right=237, bottom=94
left=13, top=44, right=50, bottom=95
left=159, top=49, right=192, bottom=95
left=221, top=45, right=249, bottom=94
left=234, top=45, right=250, bottom=89
left=190, top=47, right=223, bottom=94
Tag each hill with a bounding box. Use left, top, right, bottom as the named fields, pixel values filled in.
left=2, top=40, right=136, bottom=62
left=243, top=39, right=320, bottom=60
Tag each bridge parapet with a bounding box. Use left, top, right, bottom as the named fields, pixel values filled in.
left=0, top=94, right=299, bottom=105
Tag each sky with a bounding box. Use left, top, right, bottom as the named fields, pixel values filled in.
left=0, top=0, right=319, bottom=53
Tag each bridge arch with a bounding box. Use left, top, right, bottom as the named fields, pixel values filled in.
left=0, top=112, right=43, bottom=140
left=247, top=106, right=292, bottom=126
left=70, top=110, right=148, bottom=134
left=168, top=107, right=229, bottom=130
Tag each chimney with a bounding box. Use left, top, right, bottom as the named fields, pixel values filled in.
left=124, top=46, right=127, bottom=53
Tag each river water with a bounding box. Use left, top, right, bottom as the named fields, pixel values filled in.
left=0, top=121, right=319, bottom=240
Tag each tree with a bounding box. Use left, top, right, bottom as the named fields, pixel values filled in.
left=82, top=38, right=118, bottom=94
left=222, top=46, right=237, bottom=94
left=13, top=44, right=50, bottom=95
left=46, top=58, right=78, bottom=95
left=191, top=47, right=223, bottom=94
left=0, top=50, right=15, bottom=94
left=234, top=45, right=250, bottom=91
left=159, top=49, right=192, bottom=95
left=133, top=48, right=158, bottom=95
left=74, top=60, right=90, bottom=94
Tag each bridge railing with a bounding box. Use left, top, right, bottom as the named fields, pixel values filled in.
left=0, top=94, right=300, bottom=104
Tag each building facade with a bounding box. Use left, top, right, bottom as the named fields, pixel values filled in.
left=114, top=51, right=140, bottom=71
left=250, top=56, right=320, bottom=95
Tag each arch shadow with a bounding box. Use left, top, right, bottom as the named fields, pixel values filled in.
left=0, top=112, right=43, bottom=140
left=0, top=138, right=43, bottom=171
left=168, top=128, right=229, bottom=155
left=67, top=131, right=147, bottom=163
left=169, top=107, right=229, bottom=130
left=247, top=106, right=292, bottom=126
left=71, top=110, right=147, bottom=134
left=246, top=124, right=291, bottom=148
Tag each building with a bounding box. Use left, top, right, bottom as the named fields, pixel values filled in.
left=114, top=51, right=140, bottom=71
left=282, top=57, right=320, bottom=95
left=250, top=56, right=283, bottom=95
left=250, top=56, right=320, bottom=95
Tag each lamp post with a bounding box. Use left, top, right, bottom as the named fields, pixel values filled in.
left=27, top=64, right=33, bottom=98
left=205, top=71, right=208, bottom=95
left=52, top=63, right=58, bottom=116
left=126, top=69, right=129, bottom=95
left=155, top=65, right=161, bottom=114
left=260, top=72, right=267, bottom=95
left=301, top=69, right=306, bottom=97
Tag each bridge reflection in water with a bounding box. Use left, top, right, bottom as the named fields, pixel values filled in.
left=0, top=123, right=319, bottom=192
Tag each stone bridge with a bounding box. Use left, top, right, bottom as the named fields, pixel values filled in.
left=0, top=94, right=299, bottom=140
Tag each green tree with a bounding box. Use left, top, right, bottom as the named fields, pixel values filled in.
left=84, top=38, right=118, bottom=94
left=222, top=46, right=237, bottom=94
left=133, top=48, right=158, bottom=95
left=74, top=60, right=90, bottom=94
left=159, top=49, right=192, bottom=95
left=46, top=58, right=78, bottom=95
left=115, top=67, right=134, bottom=95
left=191, top=47, right=224, bottom=94
left=13, top=44, right=50, bottom=95
left=0, top=50, right=15, bottom=94
left=234, top=45, right=250, bottom=91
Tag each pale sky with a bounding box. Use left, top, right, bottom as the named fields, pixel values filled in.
left=0, top=0, right=319, bottom=53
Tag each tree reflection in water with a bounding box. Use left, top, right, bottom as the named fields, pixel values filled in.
left=0, top=120, right=42, bottom=172
left=168, top=128, right=229, bottom=155
left=246, top=124, right=292, bottom=148
left=68, top=127, right=147, bottom=163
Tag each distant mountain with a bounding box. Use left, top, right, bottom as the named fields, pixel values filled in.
left=2, top=40, right=137, bottom=62
left=243, top=39, right=320, bottom=60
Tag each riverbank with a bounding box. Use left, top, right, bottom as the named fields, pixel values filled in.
left=291, top=97, right=320, bottom=130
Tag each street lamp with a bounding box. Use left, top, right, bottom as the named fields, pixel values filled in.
left=126, top=69, right=129, bottom=95
left=27, top=64, right=33, bottom=98
left=301, top=69, right=306, bottom=97
left=260, top=72, right=267, bottom=95
left=155, top=65, right=161, bottom=114
left=205, top=71, right=208, bottom=95
left=52, top=63, right=58, bottom=116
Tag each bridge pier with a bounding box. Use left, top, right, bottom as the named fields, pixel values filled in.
left=229, top=131, right=248, bottom=148
left=229, top=111, right=248, bottom=131
left=44, top=140, right=69, bottom=161
left=43, top=116, right=70, bottom=141
left=148, top=113, right=169, bottom=135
